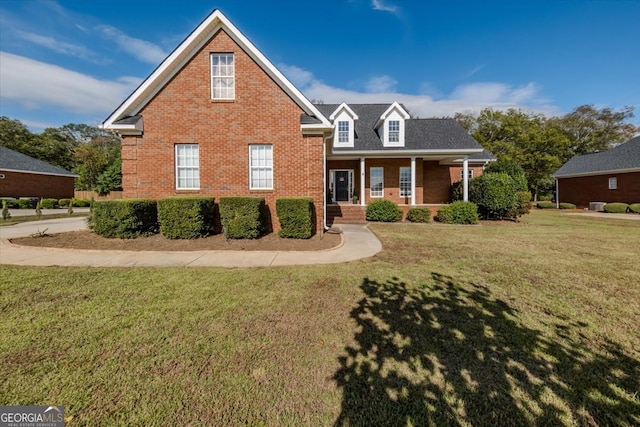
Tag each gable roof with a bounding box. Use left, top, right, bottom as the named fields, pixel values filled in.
left=101, top=9, right=330, bottom=132
left=553, top=136, right=640, bottom=178
left=315, top=103, right=484, bottom=154
left=0, top=146, right=77, bottom=177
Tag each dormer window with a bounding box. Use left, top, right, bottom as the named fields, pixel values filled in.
left=338, top=121, right=350, bottom=143
left=377, top=102, right=410, bottom=147
left=330, top=103, right=358, bottom=147
left=388, top=120, right=400, bottom=143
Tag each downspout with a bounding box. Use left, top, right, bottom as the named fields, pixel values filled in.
left=323, top=135, right=328, bottom=231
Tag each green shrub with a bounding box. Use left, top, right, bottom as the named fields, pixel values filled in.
left=559, top=202, right=577, bottom=210
left=73, top=198, right=91, bottom=207
left=91, top=199, right=158, bottom=238
left=536, top=202, right=557, bottom=209
left=468, top=172, right=519, bottom=220
left=484, top=160, right=528, bottom=192
left=629, top=203, right=640, bottom=214
left=407, top=207, right=431, bottom=223
left=276, top=198, right=314, bottom=239
left=40, top=198, right=59, bottom=209
left=436, top=201, right=479, bottom=224
left=219, top=197, right=265, bottom=239
left=1, top=198, right=17, bottom=208
left=58, top=198, right=71, bottom=207
left=15, top=198, right=35, bottom=209
left=603, top=202, right=629, bottom=213
left=366, top=200, right=403, bottom=222
left=514, top=191, right=532, bottom=216
left=157, top=197, right=215, bottom=239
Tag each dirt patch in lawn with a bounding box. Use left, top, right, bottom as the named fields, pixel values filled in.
left=10, top=229, right=342, bottom=252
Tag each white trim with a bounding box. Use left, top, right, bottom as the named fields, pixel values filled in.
left=399, top=166, right=412, bottom=198
left=249, top=144, right=274, bottom=190
left=410, top=157, right=416, bottom=206
left=360, top=157, right=366, bottom=206
left=175, top=143, right=200, bottom=190
left=375, top=102, right=410, bottom=127
left=329, top=169, right=354, bottom=202
left=331, top=148, right=484, bottom=158
left=370, top=166, right=384, bottom=198
left=608, top=176, right=618, bottom=190
left=107, top=116, right=144, bottom=135
left=463, top=157, right=469, bottom=202
left=553, top=168, right=640, bottom=179
left=102, top=9, right=331, bottom=131
left=210, top=52, right=235, bottom=100
left=0, top=169, right=77, bottom=178
left=329, top=102, right=359, bottom=121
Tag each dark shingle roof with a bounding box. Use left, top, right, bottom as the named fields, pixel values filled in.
left=300, top=114, right=323, bottom=125
left=315, top=103, right=483, bottom=152
left=0, top=146, right=76, bottom=177
left=553, top=136, right=640, bottom=177
left=113, top=115, right=141, bottom=125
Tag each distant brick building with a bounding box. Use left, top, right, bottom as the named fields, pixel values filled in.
left=553, top=136, right=640, bottom=208
left=0, top=146, right=76, bottom=199
left=101, top=9, right=492, bottom=231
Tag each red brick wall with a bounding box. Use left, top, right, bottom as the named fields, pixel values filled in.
left=422, top=162, right=484, bottom=204
left=122, top=29, right=324, bottom=232
left=363, top=158, right=424, bottom=205
left=558, top=171, right=640, bottom=208
left=0, top=171, right=74, bottom=199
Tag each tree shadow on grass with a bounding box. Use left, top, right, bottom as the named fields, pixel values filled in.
left=333, top=274, right=640, bottom=426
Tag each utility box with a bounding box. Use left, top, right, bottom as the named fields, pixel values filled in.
left=589, top=202, right=606, bottom=211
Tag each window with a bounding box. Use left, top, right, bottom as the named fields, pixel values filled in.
left=400, top=167, right=411, bottom=197
left=250, top=145, right=273, bottom=189
left=460, top=169, right=474, bottom=181
left=370, top=167, right=383, bottom=198
left=338, top=121, right=349, bottom=143
left=175, top=144, right=199, bottom=190
left=211, top=53, right=235, bottom=99
left=388, top=120, right=400, bottom=143
left=609, top=177, right=617, bottom=190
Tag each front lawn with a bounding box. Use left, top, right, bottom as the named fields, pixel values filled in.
left=1, top=210, right=638, bottom=426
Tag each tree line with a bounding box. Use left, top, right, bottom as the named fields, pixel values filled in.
left=455, top=105, right=639, bottom=200
left=0, top=117, right=121, bottom=195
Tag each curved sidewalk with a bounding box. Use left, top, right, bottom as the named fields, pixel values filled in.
left=0, top=217, right=382, bottom=267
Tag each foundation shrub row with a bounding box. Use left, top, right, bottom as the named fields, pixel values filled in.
left=90, top=196, right=317, bottom=240
left=436, top=201, right=479, bottom=224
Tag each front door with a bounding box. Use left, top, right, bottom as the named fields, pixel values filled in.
left=335, top=171, right=350, bottom=201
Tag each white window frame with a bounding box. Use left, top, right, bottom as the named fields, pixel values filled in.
left=608, top=177, right=617, bottom=190
left=370, top=167, right=384, bottom=198
left=460, top=169, right=474, bottom=181
left=400, top=166, right=412, bottom=197
left=337, top=121, right=350, bottom=143
left=211, top=53, right=235, bottom=100
left=388, top=120, right=400, bottom=143
left=249, top=144, right=273, bottom=190
left=175, top=144, right=200, bottom=190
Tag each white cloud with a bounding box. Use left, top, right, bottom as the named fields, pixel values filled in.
left=281, top=64, right=557, bottom=117
left=371, top=0, right=399, bottom=14
left=0, top=51, right=141, bottom=116
left=279, top=64, right=314, bottom=88
left=17, top=31, right=109, bottom=64
left=96, top=25, right=167, bottom=64
left=365, top=75, right=398, bottom=93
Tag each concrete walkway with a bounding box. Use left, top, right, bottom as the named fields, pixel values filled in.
left=0, top=217, right=382, bottom=268
left=564, top=211, right=640, bottom=221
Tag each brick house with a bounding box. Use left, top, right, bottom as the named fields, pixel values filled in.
left=0, top=146, right=76, bottom=200
left=553, top=136, right=640, bottom=208
left=101, top=9, right=490, bottom=232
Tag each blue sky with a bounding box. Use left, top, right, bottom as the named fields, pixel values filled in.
left=1, top=0, right=639, bottom=132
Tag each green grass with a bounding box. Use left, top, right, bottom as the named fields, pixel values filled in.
left=1, top=210, right=638, bottom=426
left=0, top=212, right=89, bottom=226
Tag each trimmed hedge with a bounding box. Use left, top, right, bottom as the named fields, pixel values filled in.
left=158, top=197, right=215, bottom=239
left=219, top=197, right=265, bottom=239
left=59, top=198, right=91, bottom=208
left=515, top=191, right=532, bottom=216
left=40, top=198, right=59, bottom=209
left=15, top=198, right=36, bottom=209
left=536, top=202, right=557, bottom=209
left=276, top=198, right=314, bottom=239
left=91, top=199, right=158, bottom=238
left=407, top=207, right=431, bottom=223
left=468, top=172, right=519, bottom=220
left=559, top=202, right=577, bottom=210
left=436, top=201, right=479, bottom=224
left=366, top=200, right=403, bottom=222
left=604, top=202, right=629, bottom=213
left=629, top=203, right=640, bottom=214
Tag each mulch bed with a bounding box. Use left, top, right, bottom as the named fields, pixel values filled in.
left=10, top=229, right=342, bottom=252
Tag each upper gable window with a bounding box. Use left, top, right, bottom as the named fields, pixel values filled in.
left=211, top=53, right=235, bottom=100
left=338, top=121, right=350, bottom=143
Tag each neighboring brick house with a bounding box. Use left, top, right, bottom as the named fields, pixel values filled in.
left=101, top=9, right=490, bottom=231
left=553, top=136, right=640, bottom=208
left=0, top=146, right=76, bottom=199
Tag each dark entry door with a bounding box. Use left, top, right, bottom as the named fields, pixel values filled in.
left=335, top=171, right=350, bottom=201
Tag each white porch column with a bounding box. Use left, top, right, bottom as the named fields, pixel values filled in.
left=410, top=156, right=416, bottom=206
left=463, top=157, right=469, bottom=202
left=360, top=157, right=366, bottom=206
